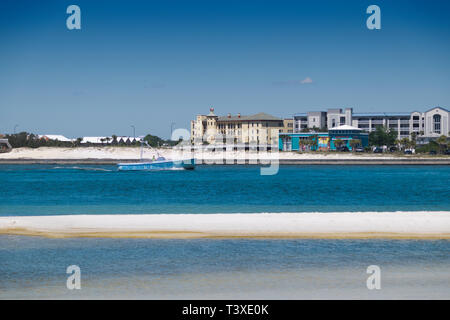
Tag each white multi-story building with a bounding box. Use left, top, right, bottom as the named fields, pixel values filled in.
left=293, top=106, right=449, bottom=141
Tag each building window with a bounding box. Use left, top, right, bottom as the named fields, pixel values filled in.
left=340, top=117, right=345, bottom=125
left=433, top=114, right=441, bottom=134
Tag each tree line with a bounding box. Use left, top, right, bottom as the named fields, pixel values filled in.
left=368, top=126, right=449, bottom=153
left=3, top=132, right=180, bottom=148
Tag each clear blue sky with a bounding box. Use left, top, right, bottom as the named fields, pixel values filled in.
left=1, top=0, right=449, bottom=138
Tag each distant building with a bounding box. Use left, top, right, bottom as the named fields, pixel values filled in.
left=0, top=138, right=12, bottom=153
left=282, top=119, right=293, bottom=133
left=190, top=108, right=284, bottom=145
left=279, top=125, right=369, bottom=151
left=38, top=135, right=73, bottom=142
left=81, top=136, right=141, bottom=145
left=292, top=107, right=449, bottom=141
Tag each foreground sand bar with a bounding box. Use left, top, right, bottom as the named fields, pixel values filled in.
left=1, top=212, right=449, bottom=239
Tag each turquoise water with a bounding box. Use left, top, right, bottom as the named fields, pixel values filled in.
left=0, top=164, right=449, bottom=299
left=1, top=236, right=449, bottom=299
left=0, top=164, right=449, bottom=215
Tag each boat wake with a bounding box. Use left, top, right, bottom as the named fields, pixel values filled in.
left=52, top=166, right=113, bottom=172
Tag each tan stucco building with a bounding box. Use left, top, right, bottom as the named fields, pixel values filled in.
left=190, top=108, right=284, bottom=145
left=282, top=119, right=294, bottom=133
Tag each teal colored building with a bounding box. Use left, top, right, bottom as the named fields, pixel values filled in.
left=279, top=125, right=369, bottom=151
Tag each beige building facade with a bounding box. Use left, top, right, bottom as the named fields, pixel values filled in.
left=282, top=119, right=294, bottom=133
left=190, top=108, right=284, bottom=145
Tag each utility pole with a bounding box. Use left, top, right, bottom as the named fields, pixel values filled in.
left=13, top=124, right=19, bottom=134
left=170, top=122, right=176, bottom=140
left=131, top=125, right=135, bottom=140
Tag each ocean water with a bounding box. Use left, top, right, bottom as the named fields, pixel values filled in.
left=0, top=164, right=449, bottom=215
left=1, top=236, right=449, bottom=299
left=0, top=164, right=449, bottom=299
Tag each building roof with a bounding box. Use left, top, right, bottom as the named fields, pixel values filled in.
left=279, top=132, right=329, bottom=136
left=81, top=137, right=112, bottom=144
left=352, top=112, right=411, bottom=117
left=38, top=134, right=73, bottom=142
left=329, top=125, right=362, bottom=131
left=81, top=136, right=141, bottom=143
left=424, top=106, right=449, bottom=113
left=207, top=107, right=216, bottom=116
left=0, top=138, right=12, bottom=149
left=217, top=112, right=281, bottom=121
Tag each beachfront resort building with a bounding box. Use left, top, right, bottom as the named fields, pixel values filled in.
left=292, top=106, right=449, bottom=142
left=279, top=125, right=369, bottom=151
left=190, top=108, right=284, bottom=145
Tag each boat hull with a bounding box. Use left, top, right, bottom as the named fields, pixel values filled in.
left=117, top=158, right=195, bottom=171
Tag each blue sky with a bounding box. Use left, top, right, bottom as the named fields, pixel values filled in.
left=1, top=0, right=449, bottom=138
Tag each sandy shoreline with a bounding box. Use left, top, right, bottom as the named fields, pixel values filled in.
left=1, top=146, right=448, bottom=160
left=1, top=212, right=449, bottom=239
left=1, top=147, right=449, bottom=166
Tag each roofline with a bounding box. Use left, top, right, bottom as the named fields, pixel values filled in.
left=352, top=112, right=411, bottom=116
left=216, top=118, right=282, bottom=121
left=424, top=106, right=449, bottom=113
left=279, top=132, right=329, bottom=136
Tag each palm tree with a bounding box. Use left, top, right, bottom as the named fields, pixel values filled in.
left=398, top=137, right=411, bottom=151
left=334, top=139, right=344, bottom=150
left=303, top=138, right=312, bottom=151
left=436, top=135, right=448, bottom=154
left=349, top=139, right=361, bottom=151
left=298, top=139, right=305, bottom=152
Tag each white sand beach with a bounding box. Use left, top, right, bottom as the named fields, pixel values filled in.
left=1, top=211, right=449, bottom=239
left=0, top=146, right=443, bottom=160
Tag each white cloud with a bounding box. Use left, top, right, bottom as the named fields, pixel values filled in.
left=300, top=77, right=313, bottom=84
left=272, top=77, right=314, bottom=87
